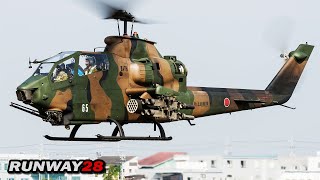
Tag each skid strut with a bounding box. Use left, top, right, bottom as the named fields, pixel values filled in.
left=44, top=119, right=172, bottom=141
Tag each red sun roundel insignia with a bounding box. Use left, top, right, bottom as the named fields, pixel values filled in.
left=224, top=98, right=230, bottom=107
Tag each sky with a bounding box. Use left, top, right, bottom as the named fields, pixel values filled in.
left=1, top=0, right=320, bottom=159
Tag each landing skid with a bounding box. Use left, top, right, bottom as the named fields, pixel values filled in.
left=44, top=119, right=172, bottom=142
left=44, top=135, right=172, bottom=141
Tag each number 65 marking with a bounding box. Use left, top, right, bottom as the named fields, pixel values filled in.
left=82, top=104, right=89, bottom=112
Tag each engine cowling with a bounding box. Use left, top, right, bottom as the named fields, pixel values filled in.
left=130, top=62, right=154, bottom=86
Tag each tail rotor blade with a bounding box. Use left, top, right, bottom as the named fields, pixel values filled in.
left=263, top=17, right=296, bottom=54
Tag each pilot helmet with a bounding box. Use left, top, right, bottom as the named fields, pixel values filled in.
left=57, top=63, right=65, bottom=71
left=85, top=56, right=96, bottom=66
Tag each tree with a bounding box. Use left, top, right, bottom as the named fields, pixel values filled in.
left=103, top=164, right=121, bottom=180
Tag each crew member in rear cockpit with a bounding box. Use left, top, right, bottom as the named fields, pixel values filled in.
left=84, top=56, right=97, bottom=75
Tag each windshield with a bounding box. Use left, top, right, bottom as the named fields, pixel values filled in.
left=33, top=51, right=76, bottom=76
left=41, top=51, right=76, bottom=63
left=33, top=63, right=54, bottom=76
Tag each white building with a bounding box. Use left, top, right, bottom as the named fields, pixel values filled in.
left=137, top=152, right=223, bottom=180
left=279, top=155, right=320, bottom=180
left=98, top=155, right=140, bottom=179
left=192, top=155, right=281, bottom=180
left=136, top=152, right=320, bottom=180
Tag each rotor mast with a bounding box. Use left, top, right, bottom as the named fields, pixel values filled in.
left=124, top=20, right=128, bottom=35
left=109, top=10, right=136, bottom=36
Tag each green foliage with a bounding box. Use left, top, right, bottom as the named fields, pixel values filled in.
left=103, top=165, right=121, bottom=180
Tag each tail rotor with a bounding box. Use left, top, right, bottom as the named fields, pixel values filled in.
left=263, top=17, right=296, bottom=62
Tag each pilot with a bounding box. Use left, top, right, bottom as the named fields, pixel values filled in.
left=54, top=63, right=68, bottom=82
left=84, top=56, right=97, bottom=75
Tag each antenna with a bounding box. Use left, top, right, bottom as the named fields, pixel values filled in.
left=28, top=57, right=32, bottom=68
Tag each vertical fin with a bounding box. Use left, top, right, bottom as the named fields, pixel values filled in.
left=266, top=44, right=314, bottom=103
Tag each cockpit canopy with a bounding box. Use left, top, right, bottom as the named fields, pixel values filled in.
left=33, top=52, right=76, bottom=76
left=33, top=51, right=109, bottom=83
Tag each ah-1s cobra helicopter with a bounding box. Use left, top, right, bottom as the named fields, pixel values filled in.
left=11, top=1, right=314, bottom=142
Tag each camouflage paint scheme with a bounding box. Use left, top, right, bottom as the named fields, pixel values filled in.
left=16, top=34, right=314, bottom=127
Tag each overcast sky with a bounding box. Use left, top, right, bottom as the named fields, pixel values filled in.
left=1, top=0, right=320, bottom=158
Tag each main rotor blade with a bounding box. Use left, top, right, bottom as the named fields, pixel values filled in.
left=78, top=0, right=119, bottom=19
left=77, top=0, right=151, bottom=24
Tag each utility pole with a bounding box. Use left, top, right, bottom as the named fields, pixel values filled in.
left=120, top=155, right=126, bottom=180
left=117, top=142, right=126, bottom=180
left=289, top=137, right=295, bottom=157
left=117, top=142, right=122, bottom=180
left=224, top=137, right=232, bottom=156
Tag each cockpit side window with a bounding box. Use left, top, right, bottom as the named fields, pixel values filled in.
left=78, top=54, right=109, bottom=76
left=51, top=58, right=76, bottom=83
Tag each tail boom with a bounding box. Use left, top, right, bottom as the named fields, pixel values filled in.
left=188, top=87, right=274, bottom=118
left=188, top=43, right=314, bottom=118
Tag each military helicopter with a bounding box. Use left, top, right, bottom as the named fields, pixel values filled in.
left=11, top=1, right=314, bottom=142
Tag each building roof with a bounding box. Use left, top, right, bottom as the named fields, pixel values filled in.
left=139, top=152, right=186, bottom=167
left=98, top=156, right=136, bottom=165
